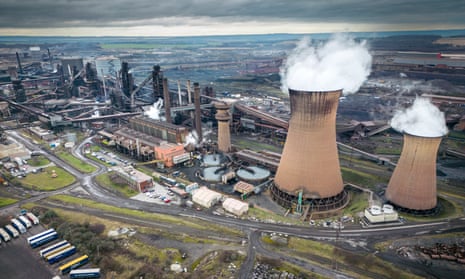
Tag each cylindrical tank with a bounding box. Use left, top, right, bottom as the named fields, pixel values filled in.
left=274, top=89, right=344, bottom=201
left=385, top=133, right=442, bottom=211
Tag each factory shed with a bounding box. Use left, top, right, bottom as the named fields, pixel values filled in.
left=222, top=198, right=249, bottom=216
left=192, top=187, right=222, bottom=208
left=233, top=181, right=254, bottom=196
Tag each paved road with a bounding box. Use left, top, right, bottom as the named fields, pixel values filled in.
left=6, top=132, right=465, bottom=278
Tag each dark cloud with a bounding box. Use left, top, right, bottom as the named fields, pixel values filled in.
left=0, top=0, right=464, bottom=29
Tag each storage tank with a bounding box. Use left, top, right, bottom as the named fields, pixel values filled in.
left=271, top=89, right=347, bottom=215
left=385, top=133, right=442, bottom=211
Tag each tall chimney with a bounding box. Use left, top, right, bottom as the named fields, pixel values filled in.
left=187, top=80, right=192, bottom=104
left=385, top=133, right=442, bottom=211
left=215, top=102, right=231, bottom=153
left=16, top=52, right=23, bottom=74
left=194, top=82, right=202, bottom=143
left=163, top=78, right=172, bottom=123
left=177, top=80, right=182, bottom=106
left=271, top=89, right=347, bottom=214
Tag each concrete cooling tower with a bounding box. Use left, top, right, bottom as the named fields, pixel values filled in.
left=271, top=89, right=348, bottom=216
left=385, top=133, right=442, bottom=213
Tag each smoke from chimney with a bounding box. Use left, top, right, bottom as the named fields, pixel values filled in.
left=144, top=98, right=164, bottom=120
left=390, top=96, right=448, bottom=137
left=280, top=34, right=372, bottom=95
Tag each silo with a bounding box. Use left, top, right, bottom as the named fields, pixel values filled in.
left=271, top=89, right=347, bottom=214
left=385, top=133, right=442, bottom=211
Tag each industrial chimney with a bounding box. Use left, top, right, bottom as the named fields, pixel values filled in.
left=271, top=89, right=347, bottom=216
left=385, top=133, right=442, bottom=212
left=215, top=102, right=231, bottom=153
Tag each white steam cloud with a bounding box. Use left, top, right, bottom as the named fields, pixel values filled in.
left=390, top=97, right=448, bottom=137
left=144, top=98, right=164, bottom=120
left=183, top=129, right=213, bottom=147
left=280, top=34, right=372, bottom=95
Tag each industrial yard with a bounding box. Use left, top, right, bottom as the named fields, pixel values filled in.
left=1, top=33, right=465, bottom=278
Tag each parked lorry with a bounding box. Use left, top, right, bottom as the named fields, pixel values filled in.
left=25, top=212, right=40, bottom=225
left=0, top=228, right=11, bottom=242
left=4, top=225, right=19, bottom=238
left=11, top=218, right=27, bottom=234
left=18, top=215, right=32, bottom=228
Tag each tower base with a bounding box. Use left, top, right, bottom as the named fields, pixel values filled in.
left=270, top=184, right=349, bottom=220
left=386, top=201, right=441, bottom=216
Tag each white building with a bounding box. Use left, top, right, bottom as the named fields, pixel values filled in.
left=364, top=204, right=398, bottom=224
left=222, top=198, right=249, bottom=216
left=192, top=187, right=222, bottom=208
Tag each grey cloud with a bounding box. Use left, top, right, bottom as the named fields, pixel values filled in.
left=0, top=0, right=464, bottom=29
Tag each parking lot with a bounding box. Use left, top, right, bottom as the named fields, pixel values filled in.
left=0, top=225, right=54, bottom=278
left=131, top=182, right=182, bottom=206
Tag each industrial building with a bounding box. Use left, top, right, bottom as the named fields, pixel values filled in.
left=363, top=204, right=399, bottom=224
left=192, top=187, right=223, bottom=209
left=154, top=142, right=187, bottom=168
left=271, top=89, right=348, bottom=219
left=113, top=166, right=153, bottom=193
left=129, top=116, right=188, bottom=144
left=222, top=198, right=249, bottom=216
left=385, top=133, right=443, bottom=213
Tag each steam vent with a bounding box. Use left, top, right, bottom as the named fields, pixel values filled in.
left=385, top=133, right=442, bottom=213
left=271, top=89, right=348, bottom=217
left=215, top=102, right=231, bottom=153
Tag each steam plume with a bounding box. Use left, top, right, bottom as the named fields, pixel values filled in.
left=390, top=96, right=448, bottom=137
left=144, top=98, right=164, bottom=120
left=280, top=34, right=372, bottom=95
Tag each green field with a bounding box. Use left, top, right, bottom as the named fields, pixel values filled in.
left=18, top=167, right=76, bottom=191
left=27, top=155, right=50, bottom=167
left=0, top=197, right=18, bottom=207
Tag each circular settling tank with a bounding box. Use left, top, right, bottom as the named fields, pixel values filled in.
left=203, top=166, right=228, bottom=182
left=236, top=166, right=270, bottom=183
left=202, top=154, right=224, bottom=167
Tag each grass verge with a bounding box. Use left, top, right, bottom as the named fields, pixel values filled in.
left=56, top=150, right=97, bottom=173
left=0, top=197, right=18, bottom=207
left=47, top=194, right=242, bottom=236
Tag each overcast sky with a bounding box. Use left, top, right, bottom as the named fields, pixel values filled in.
left=1, top=0, right=464, bottom=36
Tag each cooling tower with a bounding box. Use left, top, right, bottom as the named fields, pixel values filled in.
left=215, top=102, right=231, bottom=153
left=271, top=89, right=347, bottom=214
left=385, top=133, right=442, bottom=211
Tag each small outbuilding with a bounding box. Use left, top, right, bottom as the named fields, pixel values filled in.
left=222, top=198, right=249, bottom=216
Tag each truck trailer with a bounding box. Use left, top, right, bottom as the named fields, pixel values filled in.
left=4, top=225, right=19, bottom=238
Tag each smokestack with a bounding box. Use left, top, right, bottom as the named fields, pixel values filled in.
left=271, top=89, right=347, bottom=215
left=163, top=78, right=172, bottom=123
left=47, top=48, right=53, bottom=68
left=194, top=82, right=202, bottom=144
left=187, top=80, right=192, bottom=104
left=215, top=102, right=231, bottom=153
left=177, top=80, right=182, bottom=106
left=15, top=52, right=23, bottom=74
left=385, top=134, right=442, bottom=211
